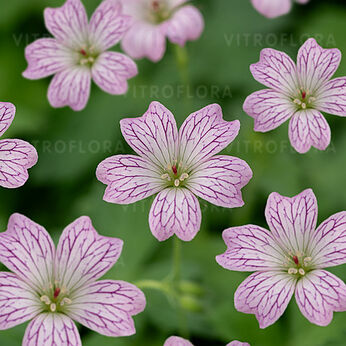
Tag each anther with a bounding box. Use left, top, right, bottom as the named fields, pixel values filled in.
left=294, top=99, right=302, bottom=105
left=301, top=91, right=306, bottom=99
left=161, top=173, right=170, bottom=181
left=288, top=268, right=298, bottom=275
left=60, top=297, right=72, bottom=306
left=174, top=179, right=180, bottom=187
left=50, top=303, right=57, bottom=312
left=54, top=287, right=61, bottom=299
left=40, top=295, right=51, bottom=305
left=293, top=255, right=299, bottom=265
left=172, top=165, right=178, bottom=175
left=301, top=103, right=307, bottom=109
left=303, top=257, right=312, bottom=265
left=299, top=268, right=305, bottom=276
left=309, top=97, right=316, bottom=103
left=179, top=173, right=189, bottom=181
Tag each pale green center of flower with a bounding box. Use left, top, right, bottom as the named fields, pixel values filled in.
left=284, top=250, right=314, bottom=278
left=39, top=281, right=72, bottom=313
left=146, top=0, right=172, bottom=24
left=77, top=45, right=99, bottom=67
left=292, top=88, right=317, bottom=110
left=161, top=160, right=190, bottom=187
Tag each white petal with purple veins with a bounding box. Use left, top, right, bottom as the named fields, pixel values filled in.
left=68, top=280, right=146, bottom=337
left=120, top=101, right=178, bottom=169
left=295, top=270, right=346, bottom=326
left=227, top=341, right=250, bottom=346
left=265, top=189, right=318, bottom=253
left=297, top=38, right=341, bottom=93
left=310, top=212, right=346, bottom=268
left=164, top=336, right=194, bottom=346
left=47, top=67, right=91, bottom=111
left=216, top=225, right=284, bottom=271
left=289, top=109, right=331, bottom=153
left=0, top=272, right=41, bottom=329
left=92, top=52, right=137, bottom=95
left=165, top=5, right=204, bottom=47
left=250, top=48, right=298, bottom=96
left=23, top=39, right=73, bottom=80
left=89, top=0, right=131, bottom=51
left=44, top=0, right=88, bottom=48
left=234, top=271, right=296, bottom=329
left=251, top=0, right=291, bottom=18
left=179, top=104, right=240, bottom=170
left=0, top=139, right=38, bottom=188
left=316, top=77, right=346, bottom=117
left=0, top=214, right=54, bottom=291
left=149, top=188, right=201, bottom=241
left=96, top=154, right=163, bottom=204
left=0, top=102, right=15, bottom=137
left=188, top=155, right=252, bottom=208
left=243, top=89, right=296, bottom=132
left=55, top=216, right=123, bottom=292
left=23, top=313, right=81, bottom=346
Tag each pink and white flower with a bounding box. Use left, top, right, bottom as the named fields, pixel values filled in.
left=0, top=214, right=146, bottom=345
left=120, top=0, right=204, bottom=62
left=243, top=38, right=346, bottom=153
left=96, top=101, right=252, bottom=242
left=251, top=0, right=309, bottom=18
left=23, top=0, right=137, bottom=111
left=0, top=102, right=37, bottom=188
left=164, top=336, right=250, bottom=346
left=216, top=189, right=346, bottom=328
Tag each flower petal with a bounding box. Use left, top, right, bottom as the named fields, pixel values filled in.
left=149, top=188, right=201, bottom=241
left=44, top=0, right=88, bottom=48
left=121, top=23, right=166, bottom=62
left=23, top=39, right=73, bottom=80
left=243, top=89, right=296, bottom=132
left=55, top=216, right=123, bottom=292
left=187, top=155, right=252, bottom=208
left=47, top=67, right=91, bottom=111
left=288, top=109, right=331, bottom=153
left=227, top=342, right=250, bottom=346
left=234, top=271, right=296, bottom=329
left=92, top=52, right=137, bottom=95
left=0, top=214, right=55, bottom=291
left=179, top=104, right=240, bottom=170
left=295, top=270, right=346, bottom=326
left=265, top=189, right=318, bottom=254
left=0, top=102, right=15, bottom=138
left=250, top=48, right=298, bottom=95
left=0, top=139, right=38, bottom=189
left=165, top=5, right=204, bottom=46
left=251, top=0, right=291, bottom=18
left=216, top=225, right=284, bottom=271
left=96, top=154, right=163, bottom=204
left=0, top=272, right=41, bottom=329
left=23, top=313, right=81, bottom=346
left=89, top=0, right=131, bottom=51
left=315, top=77, right=346, bottom=117
left=309, top=212, right=346, bottom=268
left=68, top=280, right=145, bottom=337
left=297, top=38, right=341, bottom=93
left=120, top=101, right=178, bottom=168
left=164, top=336, right=193, bottom=346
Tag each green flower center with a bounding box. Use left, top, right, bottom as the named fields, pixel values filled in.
left=285, top=251, right=314, bottom=278
left=292, top=89, right=316, bottom=110
left=77, top=45, right=99, bottom=67
left=39, top=282, right=72, bottom=313
left=161, top=161, right=190, bottom=187
left=146, top=0, right=171, bottom=24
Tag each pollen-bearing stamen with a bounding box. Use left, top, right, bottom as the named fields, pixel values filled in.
left=161, top=160, right=190, bottom=187
left=40, top=282, right=72, bottom=312
left=285, top=250, right=314, bottom=277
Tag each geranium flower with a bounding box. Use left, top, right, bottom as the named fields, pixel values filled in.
left=243, top=38, right=346, bottom=153
left=0, top=214, right=146, bottom=345
left=164, top=336, right=250, bottom=346
left=251, top=0, right=309, bottom=18
left=0, top=102, right=37, bottom=188
left=23, top=0, right=137, bottom=111
left=216, top=189, right=346, bottom=328
left=120, top=0, right=204, bottom=62
left=96, top=101, right=252, bottom=242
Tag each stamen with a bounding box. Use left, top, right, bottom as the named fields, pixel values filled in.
left=60, top=297, right=72, bottom=306
left=308, top=97, right=316, bottom=103
left=301, top=103, right=307, bottom=109
left=301, top=91, right=306, bottom=99
left=179, top=173, right=189, bottom=181
left=304, top=257, right=312, bottom=265
left=80, top=48, right=87, bottom=56
left=293, top=99, right=302, bottom=105
left=40, top=295, right=51, bottom=305
left=172, top=165, right=178, bottom=175
left=54, top=287, right=61, bottom=299
left=50, top=303, right=57, bottom=312
left=288, top=268, right=298, bottom=275
left=174, top=179, right=180, bottom=187
left=293, top=255, right=299, bottom=265
left=161, top=173, right=170, bottom=181
left=298, top=268, right=305, bottom=276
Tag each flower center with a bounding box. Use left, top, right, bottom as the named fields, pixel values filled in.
left=146, top=0, right=171, bottom=23
left=285, top=251, right=313, bottom=278
left=39, top=281, right=72, bottom=313
left=292, top=88, right=316, bottom=110
left=161, top=160, right=190, bottom=187
left=77, top=45, right=99, bottom=67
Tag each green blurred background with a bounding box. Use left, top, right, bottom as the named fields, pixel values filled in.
left=0, top=0, right=345, bottom=345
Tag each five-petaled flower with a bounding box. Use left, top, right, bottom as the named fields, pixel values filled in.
left=243, top=38, right=346, bottom=153
left=0, top=102, right=37, bottom=188
left=216, top=189, right=346, bottom=328
left=164, top=335, right=250, bottom=346
left=96, top=101, right=252, bottom=242
left=0, top=214, right=146, bottom=345
left=251, top=0, right=309, bottom=18
left=23, top=0, right=137, bottom=111
left=120, top=0, right=204, bottom=62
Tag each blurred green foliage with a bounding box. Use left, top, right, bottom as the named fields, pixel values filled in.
left=0, top=0, right=345, bottom=345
